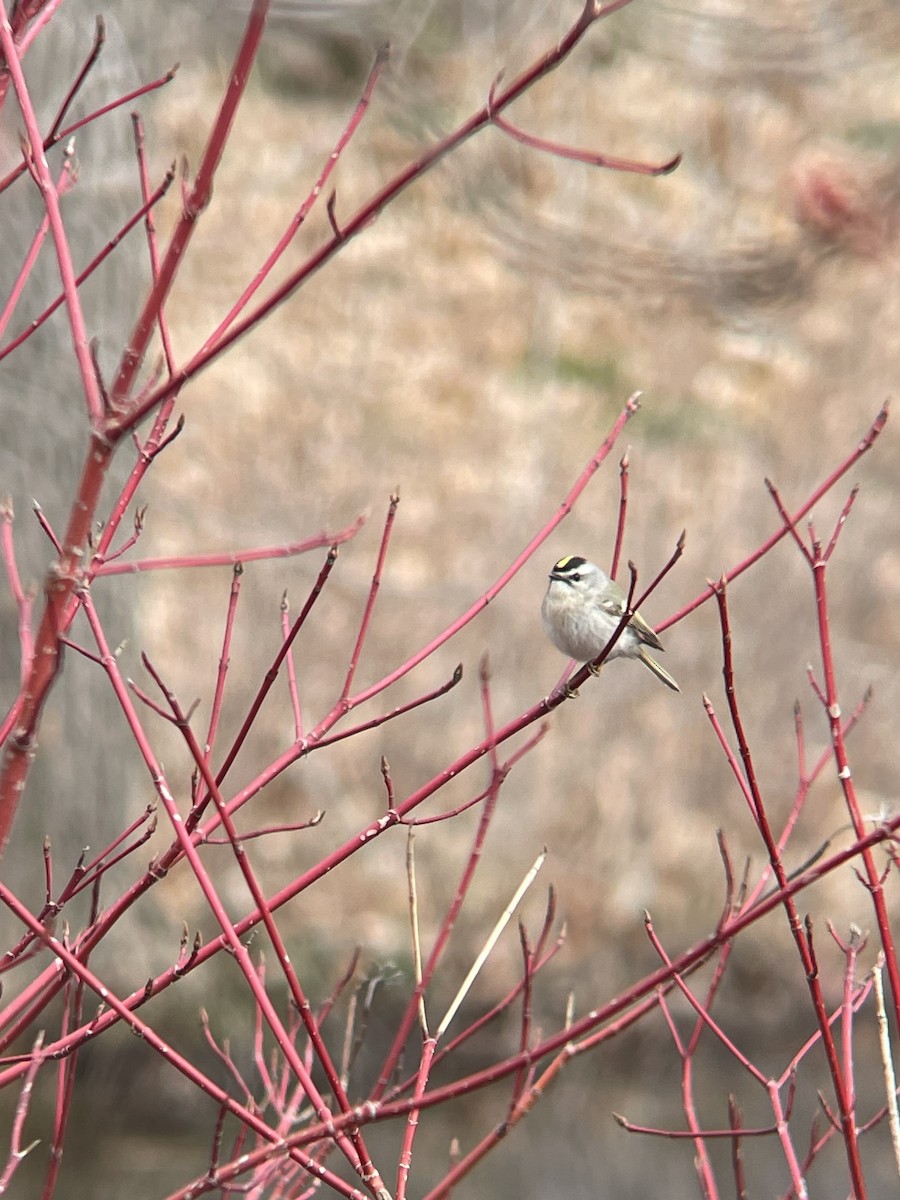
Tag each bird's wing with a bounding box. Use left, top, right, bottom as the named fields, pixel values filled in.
left=601, top=592, right=665, bottom=652
left=600, top=595, right=626, bottom=620
left=629, top=609, right=664, bottom=651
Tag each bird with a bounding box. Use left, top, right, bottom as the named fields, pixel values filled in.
left=541, top=555, right=679, bottom=691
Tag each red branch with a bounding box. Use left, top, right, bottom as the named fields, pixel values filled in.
left=487, top=76, right=681, bottom=175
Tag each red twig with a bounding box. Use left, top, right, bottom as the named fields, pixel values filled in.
left=390, top=903, right=563, bottom=1102
left=201, top=1007, right=255, bottom=1106
left=610, top=448, right=629, bottom=581
left=0, top=877, right=366, bottom=1197
left=0, top=161, right=174, bottom=360
left=660, top=402, right=889, bottom=633
left=281, top=592, right=303, bottom=739
left=107, top=0, right=269, bottom=410
left=30, top=502, right=62, bottom=556
left=0, top=64, right=177, bottom=196
left=43, top=976, right=85, bottom=1200
left=15, top=1, right=66, bottom=55
left=315, top=666, right=464, bottom=755
left=199, top=44, right=389, bottom=354
left=508, top=921, right=536, bottom=1112
left=139, top=654, right=388, bottom=1197
left=46, top=15, right=105, bottom=139
left=65, top=805, right=158, bottom=899
left=829, top=923, right=865, bottom=1119
left=615, top=1113, right=776, bottom=1139
left=648, top=932, right=719, bottom=1196
left=729, top=1096, right=749, bottom=1200
left=0, top=499, right=34, bottom=684
left=710, top=579, right=865, bottom=1198
left=204, top=563, right=243, bottom=764
left=0, top=5, right=107, bottom=425
left=198, top=545, right=341, bottom=808
left=202, top=811, right=323, bottom=844
left=342, top=494, right=400, bottom=701
left=132, top=113, right=177, bottom=374
left=99, top=504, right=146, bottom=564
left=487, top=74, right=681, bottom=175
left=93, top=517, right=365, bottom=574
left=0, top=143, right=77, bottom=343
left=0, top=433, right=113, bottom=853
left=395, top=1033, right=436, bottom=1200
left=373, top=655, right=506, bottom=1099
left=766, top=479, right=900, bottom=1035
left=0, top=1032, right=42, bottom=1193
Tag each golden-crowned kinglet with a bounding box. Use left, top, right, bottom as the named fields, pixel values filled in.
left=541, top=555, right=679, bottom=691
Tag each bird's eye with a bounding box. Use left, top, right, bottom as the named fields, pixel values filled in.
left=571, top=573, right=580, bottom=582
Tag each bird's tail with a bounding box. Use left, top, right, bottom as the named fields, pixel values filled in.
left=639, top=648, right=680, bottom=692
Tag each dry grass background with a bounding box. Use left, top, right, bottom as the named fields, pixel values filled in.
left=3, top=0, right=900, bottom=1195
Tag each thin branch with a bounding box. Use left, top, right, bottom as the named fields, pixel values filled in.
left=0, top=63, right=178, bottom=196
left=197, top=544, right=342, bottom=809
left=0, top=142, right=77, bottom=344
left=132, top=112, right=178, bottom=374
left=138, top=654, right=387, bottom=1196
left=204, top=563, right=244, bottom=763
left=342, top=493, right=400, bottom=701
left=0, top=498, right=34, bottom=684
left=610, top=448, right=629, bottom=581
left=93, top=516, right=365, bottom=574
left=0, top=1031, right=43, bottom=1193
left=0, top=163, right=174, bottom=360
left=107, top=0, right=270, bottom=409
left=487, top=74, right=681, bottom=175
left=199, top=44, right=389, bottom=354
left=661, top=402, right=889, bottom=632
left=46, top=14, right=105, bottom=139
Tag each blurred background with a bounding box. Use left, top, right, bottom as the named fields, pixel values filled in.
left=2, top=0, right=900, bottom=1195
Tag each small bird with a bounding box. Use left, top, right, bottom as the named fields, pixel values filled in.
left=541, top=555, right=679, bottom=691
